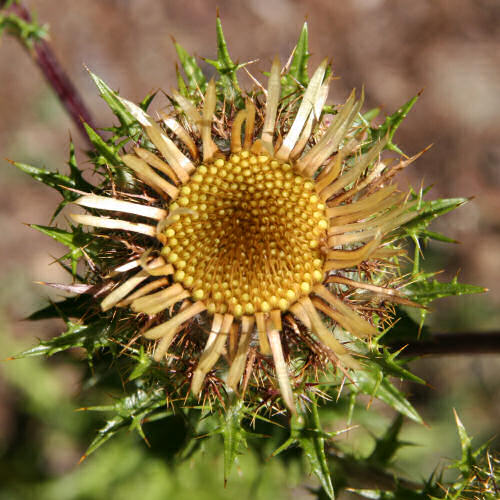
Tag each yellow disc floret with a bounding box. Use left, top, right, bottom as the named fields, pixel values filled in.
left=161, top=151, right=327, bottom=317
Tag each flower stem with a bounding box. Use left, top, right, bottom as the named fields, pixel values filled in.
left=1, top=0, right=97, bottom=144
left=388, top=332, right=500, bottom=357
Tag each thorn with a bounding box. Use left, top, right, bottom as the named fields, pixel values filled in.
left=78, top=454, right=87, bottom=465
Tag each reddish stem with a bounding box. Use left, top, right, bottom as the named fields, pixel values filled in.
left=3, top=1, right=97, bottom=144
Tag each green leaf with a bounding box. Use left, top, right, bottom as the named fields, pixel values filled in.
left=287, top=23, right=310, bottom=87
left=334, top=327, right=425, bottom=384
left=296, top=402, right=335, bottom=499
left=367, top=415, right=411, bottom=467
left=323, top=323, right=424, bottom=415
left=351, top=367, right=423, bottom=424
left=83, top=387, right=167, bottom=458
left=418, top=230, right=459, bottom=244
left=402, top=197, right=469, bottom=238
left=453, top=409, right=474, bottom=475
left=128, top=346, right=153, bottom=381
left=13, top=160, right=72, bottom=191
left=13, top=319, right=113, bottom=359
left=362, top=107, right=381, bottom=123
left=272, top=401, right=334, bottom=499
left=406, top=276, right=486, bottom=307
left=214, top=15, right=237, bottom=79
left=83, top=122, right=136, bottom=188
left=67, top=140, right=89, bottom=186
left=84, top=122, right=122, bottom=165
left=368, top=93, right=421, bottom=154
left=204, top=15, right=242, bottom=105
left=88, top=70, right=137, bottom=129
left=281, top=23, right=311, bottom=106
left=221, top=399, right=247, bottom=485
left=140, top=90, right=157, bottom=111
left=371, top=347, right=426, bottom=385
left=12, top=154, right=94, bottom=219
left=0, top=11, right=48, bottom=49
left=175, top=63, right=189, bottom=97
left=174, top=40, right=207, bottom=96
left=27, top=294, right=94, bottom=321
left=31, top=224, right=101, bottom=275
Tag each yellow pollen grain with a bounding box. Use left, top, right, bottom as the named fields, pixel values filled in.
left=245, top=303, right=255, bottom=314
left=167, top=253, right=179, bottom=263
left=312, top=270, right=323, bottom=282
left=278, top=298, right=289, bottom=311
left=174, top=270, right=185, bottom=281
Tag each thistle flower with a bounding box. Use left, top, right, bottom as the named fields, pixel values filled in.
left=65, top=36, right=424, bottom=413
left=9, top=14, right=490, bottom=495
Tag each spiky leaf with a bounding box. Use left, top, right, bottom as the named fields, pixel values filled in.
left=174, top=40, right=207, bottom=97
left=274, top=399, right=335, bottom=499
left=296, top=403, right=335, bottom=499
left=12, top=154, right=94, bottom=219
left=83, top=122, right=136, bottom=187
left=351, top=367, right=423, bottom=424
left=31, top=224, right=102, bottom=275
left=367, top=415, right=411, bottom=467
left=13, top=319, right=113, bottom=359
left=82, top=387, right=167, bottom=458
left=403, top=197, right=469, bottom=238
left=28, top=294, right=95, bottom=321
left=368, top=93, right=420, bottom=154
left=406, top=276, right=486, bottom=307
left=221, top=399, right=247, bottom=485
left=281, top=22, right=310, bottom=101
left=204, top=15, right=242, bottom=105
left=89, top=71, right=136, bottom=128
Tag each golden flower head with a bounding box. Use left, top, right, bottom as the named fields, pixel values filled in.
left=69, top=28, right=422, bottom=413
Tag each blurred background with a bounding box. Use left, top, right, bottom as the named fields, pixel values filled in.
left=1, top=0, right=499, bottom=498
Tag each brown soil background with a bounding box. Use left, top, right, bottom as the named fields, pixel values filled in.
left=0, top=0, right=499, bottom=486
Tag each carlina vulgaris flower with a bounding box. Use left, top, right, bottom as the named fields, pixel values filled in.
left=70, top=55, right=422, bottom=413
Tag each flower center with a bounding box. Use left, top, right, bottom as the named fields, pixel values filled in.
left=161, top=151, right=327, bottom=317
